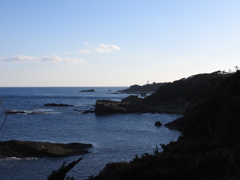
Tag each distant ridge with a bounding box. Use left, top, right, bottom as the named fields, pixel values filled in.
left=147, top=70, right=230, bottom=103
left=117, top=82, right=166, bottom=94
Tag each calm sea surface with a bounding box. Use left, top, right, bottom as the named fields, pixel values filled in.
left=0, top=87, right=181, bottom=180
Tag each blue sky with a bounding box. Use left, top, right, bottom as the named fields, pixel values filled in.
left=0, top=0, right=239, bottom=87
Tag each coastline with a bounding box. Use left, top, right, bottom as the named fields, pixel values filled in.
left=94, top=96, right=186, bottom=115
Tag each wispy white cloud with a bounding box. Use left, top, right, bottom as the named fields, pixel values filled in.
left=0, top=55, right=39, bottom=62
left=41, top=55, right=86, bottom=63
left=77, top=49, right=92, bottom=54
left=77, top=44, right=120, bottom=54
left=0, top=55, right=86, bottom=64
left=95, top=44, right=120, bottom=53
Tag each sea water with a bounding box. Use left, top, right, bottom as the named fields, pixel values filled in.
left=0, top=87, right=181, bottom=180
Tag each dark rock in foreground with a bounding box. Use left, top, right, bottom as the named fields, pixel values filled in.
left=44, top=103, right=74, bottom=107
left=0, top=140, right=92, bottom=158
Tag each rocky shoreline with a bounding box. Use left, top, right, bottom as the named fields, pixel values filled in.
left=94, top=95, right=186, bottom=115
left=0, top=140, right=92, bottom=158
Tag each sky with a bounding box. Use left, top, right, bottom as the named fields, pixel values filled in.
left=0, top=0, right=240, bottom=87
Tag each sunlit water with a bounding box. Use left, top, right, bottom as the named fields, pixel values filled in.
left=0, top=87, right=181, bottom=180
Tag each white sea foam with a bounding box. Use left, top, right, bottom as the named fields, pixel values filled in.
left=0, top=157, right=38, bottom=161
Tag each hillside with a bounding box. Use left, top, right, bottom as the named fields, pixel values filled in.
left=117, top=82, right=166, bottom=94
left=183, top=70, right=240, bottom=143
left=89, top=70, right=240, bottom=180
left=142, top=71, right=230, bottom=115
left=149, top=70, right=229, bottom=103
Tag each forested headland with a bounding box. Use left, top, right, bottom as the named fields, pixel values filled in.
left=89, top=70, right=240, bottom=180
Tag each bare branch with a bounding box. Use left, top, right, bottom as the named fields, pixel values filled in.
left=0, top=101, right=7, bottom=112
left=0, top=101, right=8, bottom=131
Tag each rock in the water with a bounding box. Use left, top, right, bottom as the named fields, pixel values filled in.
left=44, top=103, right=74, bottom=107
left=154, top=121, right=162, bottom=127
left=95, top=99, right=142, bottom=115
left=94, top=95, right=184, bottom=115
left=0, top=140, right=92, bottom=158
left=5, top=110, right=26, bottom=114
left=79, top=89, right=95, bottom=92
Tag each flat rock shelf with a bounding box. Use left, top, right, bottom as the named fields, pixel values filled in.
left=0, top=140, right=92, bottom=158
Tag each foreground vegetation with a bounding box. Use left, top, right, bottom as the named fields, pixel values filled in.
left=87, top=70, right=240, bottom=180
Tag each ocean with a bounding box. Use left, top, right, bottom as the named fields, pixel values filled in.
left=0, top=87, right=181, bottom=180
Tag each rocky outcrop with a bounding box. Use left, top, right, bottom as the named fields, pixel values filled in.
left=5, top=110, right=26, bottom=114
left=44, top=103, right=74, bottom=107
left=154, top=121, right=162, bottom=127
left=95, top=100, right=138, bottom=115
left=95, top=95, right=185, bottom=115
left=0, top=140, right=92, bottom=158
left=79, top=89, right=95, bottom=92
left=95, top=96, right=143, bottom=115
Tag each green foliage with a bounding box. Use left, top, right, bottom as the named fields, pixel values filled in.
left=90, top=138, right=239, bottom=180
left=48, top=157, right=82, bottom=180
left=112, top=139, right=238, bottom=180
